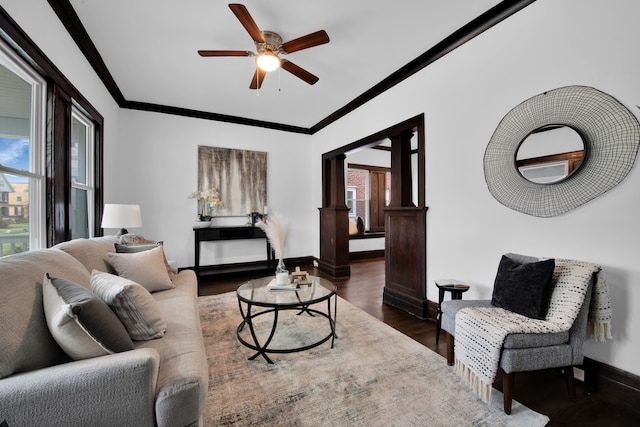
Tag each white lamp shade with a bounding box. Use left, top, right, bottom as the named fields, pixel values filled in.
left=101, top=204, right=143, bottom=229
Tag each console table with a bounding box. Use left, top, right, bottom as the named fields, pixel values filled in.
left=194, top=226, right=274, bottom=287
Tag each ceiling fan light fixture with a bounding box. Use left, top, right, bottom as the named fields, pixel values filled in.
left=256, top=52, right=281, bottom=72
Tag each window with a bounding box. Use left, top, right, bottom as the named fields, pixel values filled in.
left=347, top=165, right=390, bottom=233
left=346, top=186, right=357, bottom=217
left=71, top=107, right=95, bottom=239
left=0, top=11, right=105, bottom=251
left=0, top=39, right=46, bottom=255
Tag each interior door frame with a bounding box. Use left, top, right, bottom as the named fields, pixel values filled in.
left=319, top=114, right=426, bottom=317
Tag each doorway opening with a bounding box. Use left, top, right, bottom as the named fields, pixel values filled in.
left=319, top=114, right=429, bottom=318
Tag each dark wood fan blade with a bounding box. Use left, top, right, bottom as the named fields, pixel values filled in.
left=198, top=50, right=253, bottom=57
left=281, top=30, right=329, bottom=54
left=229, top=4, right=265, bottom=44
left=249, top=67, right=267, bottom=89
left=281, top=60, right=319, bottom=85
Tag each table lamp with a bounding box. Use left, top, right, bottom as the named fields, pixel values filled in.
left=101, top=204, right=142, bottom=235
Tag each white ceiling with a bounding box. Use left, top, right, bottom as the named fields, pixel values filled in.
left=67, top=0, right=503, bottom=130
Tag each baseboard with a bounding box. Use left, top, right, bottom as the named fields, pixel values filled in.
left=349, top=250, right=384, bottom=261
left=184, top=256, right=315, bottom=278
left=383, top=287, right=429, bottom=319
left=426, top=300, right=438, bottom=320
left=583, top=357, right=640, bottom=407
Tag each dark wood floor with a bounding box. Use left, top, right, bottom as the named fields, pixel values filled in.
left=199, top=258, right=640, bottom=426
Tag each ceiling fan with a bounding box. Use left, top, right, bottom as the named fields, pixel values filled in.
left=198, top=3, right=330, bottom=89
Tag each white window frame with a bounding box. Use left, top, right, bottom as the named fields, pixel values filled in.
left=346, top=186, right=357, bottom=217
left=0, top=38, right=46, bottom=251
left=71, top=105, right=95, bottom=238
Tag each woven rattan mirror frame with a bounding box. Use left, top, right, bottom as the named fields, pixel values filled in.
left=484, top=85, right=640, bottom=217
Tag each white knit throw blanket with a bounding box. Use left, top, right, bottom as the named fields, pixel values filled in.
left=454, top=259, right=612, bottom=403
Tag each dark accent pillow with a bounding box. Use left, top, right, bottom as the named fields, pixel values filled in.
left=43, top=274, right=134, bottom=359
left=491, top=255, right=555, bottom=319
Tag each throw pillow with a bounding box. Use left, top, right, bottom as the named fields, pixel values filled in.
left=119, top=233, right=156, bottom=245
left=90, top=270, right=167, bottom=340
left=42, top=273, right=134, bottom=360
left=114, top=242, right=177, bottom=276
left=491, top=255, right=556, bottom=319
left=348, top=219, right=358, bottom=235
left=108, top=245, right=175, bottom=292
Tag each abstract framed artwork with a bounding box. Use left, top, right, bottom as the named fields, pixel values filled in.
left=197, top=146, right=267, bottom=216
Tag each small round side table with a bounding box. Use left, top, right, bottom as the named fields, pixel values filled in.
left=434, top=280, right=470, bottom=344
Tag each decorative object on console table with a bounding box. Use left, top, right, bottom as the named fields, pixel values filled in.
left=101, top=204, right=143, bottom=235
left=291, top=266, right=312, bottom=286
left=256, top=212, right=290, bottom=283
left=188, top=188, right=224, bottom=222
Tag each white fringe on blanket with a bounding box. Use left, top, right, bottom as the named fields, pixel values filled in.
left=454, top=259, right=612, bottom=403
left=455, top=358, right=493, bottom=403
left=587, top=268, right=613, bottom=342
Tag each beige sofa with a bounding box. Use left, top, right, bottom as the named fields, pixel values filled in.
left=0, top=236, right=208, bottom=427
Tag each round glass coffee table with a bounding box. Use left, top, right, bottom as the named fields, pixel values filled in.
left=236, top=275, right=337, bottom=363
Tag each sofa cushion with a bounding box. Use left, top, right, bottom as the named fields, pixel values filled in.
left=0, top=249, right=91, bottom=379
left=43, top=274, right=134, bottom=360
left=136, top=269, right=208, bottom=426
left=114, top=242, right=177, bottom=276
left=119, top=233, right=156, bottom=245
left=54, top=235, right=120, bottom=273
left=491, top=254, right=555, bottom=319
left=108, top=245, right=175, bottom=292
left=441, top=299, right=569, bottom=348
left=503, top=331, right=570, bottom=349
left=91, top=270, right=167, bottom=340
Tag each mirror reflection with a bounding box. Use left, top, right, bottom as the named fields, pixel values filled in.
left=516, top=125, right=585, bottom=183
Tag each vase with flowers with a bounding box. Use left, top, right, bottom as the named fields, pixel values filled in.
left=188, top=188, right=224, bottom=222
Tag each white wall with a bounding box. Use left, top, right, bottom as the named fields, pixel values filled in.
left=312, top=0, right=640, bottom=376
left=117, top=110, right=313, bottom=268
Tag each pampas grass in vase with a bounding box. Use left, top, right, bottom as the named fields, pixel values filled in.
left=256, top=212, right=291, bottom=284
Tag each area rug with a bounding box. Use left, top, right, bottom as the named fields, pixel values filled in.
left=198, top=292, right=550, bottom=426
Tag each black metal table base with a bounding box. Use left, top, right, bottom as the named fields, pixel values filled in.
left=236, top=295, right=337, bottom=364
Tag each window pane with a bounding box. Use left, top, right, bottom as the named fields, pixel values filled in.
left=0, top=173, right=29, bottom=255
left=70, top=108, right=94, bottom=238
left=71, top=187, right=89, bottom=239
left=0, top=137, right=30, bottom=170
left=347, top=169, right=370, bottom=226
left=346, top=187, right=356, bottom=215
left=0, top=62, right=32, bottom=134
left=71, top=116, right=88, bottom=184
left=0, top=52, right=43, bottom=255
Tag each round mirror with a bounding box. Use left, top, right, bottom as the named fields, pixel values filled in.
left=516, top=125, right=585, bottom=184
left=484, top=85, right=640, bottom=217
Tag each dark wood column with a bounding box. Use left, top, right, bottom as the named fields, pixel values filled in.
left=48, top=85, right=72, bottom=246
left=318, top=154, right=351, bottom=277
left=388, top=130, right=414, bottom=208
left=383, top=129, right=429, bottom=318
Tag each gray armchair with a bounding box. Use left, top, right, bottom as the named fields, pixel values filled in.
left=441, top=253, right=598, bottom=414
